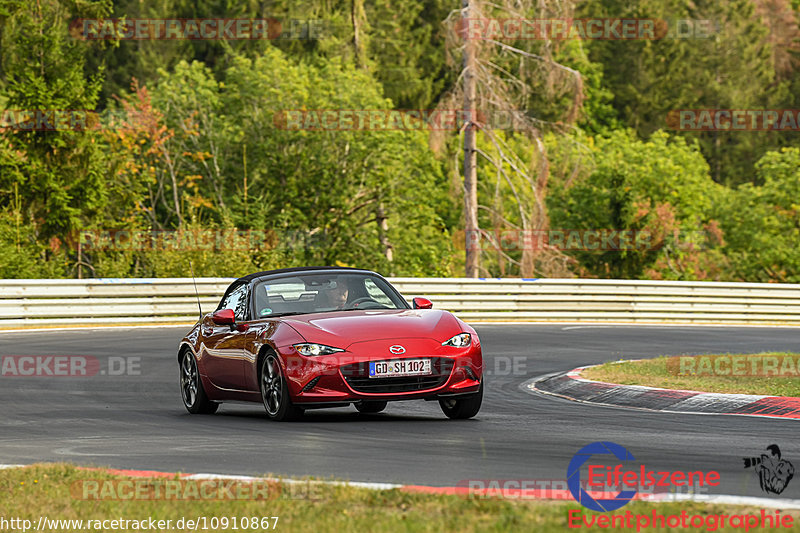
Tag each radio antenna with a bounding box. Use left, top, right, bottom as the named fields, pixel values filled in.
left=190, top=261, right=202, bottom=320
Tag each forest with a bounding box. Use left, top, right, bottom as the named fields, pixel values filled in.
left=1, top=0, right=800, bottom=281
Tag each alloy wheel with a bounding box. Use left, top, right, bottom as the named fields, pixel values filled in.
left=262, top=355, right=282, bottom=416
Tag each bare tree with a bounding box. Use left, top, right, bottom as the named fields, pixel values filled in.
left=445, top=0, right=584, bottom=277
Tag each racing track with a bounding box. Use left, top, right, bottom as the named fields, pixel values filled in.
left=1, top=325, right=799, bottom=498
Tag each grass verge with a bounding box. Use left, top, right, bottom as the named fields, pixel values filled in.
left=0, top=464, right=798, bottom=532
left=582, top=353, right=800, bottom=396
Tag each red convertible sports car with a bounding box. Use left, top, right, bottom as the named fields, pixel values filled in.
left=178, top=267, right=483, bottom=420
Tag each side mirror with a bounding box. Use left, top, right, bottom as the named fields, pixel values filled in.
left=211, top=308, right=235, bottom=326
left=412, top=297, right=433, bottom=310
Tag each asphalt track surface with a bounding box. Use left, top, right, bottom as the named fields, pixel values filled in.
left=1, top=325, right=799, bottom=499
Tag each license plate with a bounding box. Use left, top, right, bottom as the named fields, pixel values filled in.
left=369, top=358, right=431, bottom=378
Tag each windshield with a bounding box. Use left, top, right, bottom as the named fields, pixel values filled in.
left=252, top=272, right=407, bottom=319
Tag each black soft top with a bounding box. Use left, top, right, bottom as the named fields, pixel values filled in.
left=233, top=266, right=373, bottom=285
left=216, top=266, right=389, bottom=312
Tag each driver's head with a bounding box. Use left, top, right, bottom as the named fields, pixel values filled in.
left=328, top=279, right=349, bottom=308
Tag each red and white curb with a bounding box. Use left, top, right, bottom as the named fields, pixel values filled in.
left=3, top=464, right=800, bottom=509
left=530, top=364, right=800, bottom=420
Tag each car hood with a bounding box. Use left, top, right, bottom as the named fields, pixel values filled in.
left=284, top=309, right=461, bottom=349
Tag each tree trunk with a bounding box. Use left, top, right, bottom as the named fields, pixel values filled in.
left=375, top=202, right=393, bottom=267
left=521, top=138, right=550, bottom=277
left=351, top=0, right=367, bottom=68
left=462, top=0, right=479, bottom=277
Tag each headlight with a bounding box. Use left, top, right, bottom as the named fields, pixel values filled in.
left=294, top=343, right=345, bottom=356
left=442, top=333, right=471, bottom=347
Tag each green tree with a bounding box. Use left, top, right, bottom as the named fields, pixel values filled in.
left=0, top=0, right=112, bottom=277
left=547, top=130, right=726, bottom=279
left=580, top=0, right=786, bottom=185
left=718, top=147, right=800, bottom=282
left=217, top=50, right=455, bottom=275
left=98, top=48, right=455, bottom=277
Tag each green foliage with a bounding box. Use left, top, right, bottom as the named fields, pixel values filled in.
left=93, top=0, right=278, bottom=105
left=362, top=0, right=455, bottom=109
left=0, top=0, right=112, bottom=236
left=718, top=147, right=800, bottom=282
left=1, top=0, right=800, bottom=281
left=213, top=50, right=454, bottom=275
left=0, top=0, right=113, bottom=278
left=93, top=48, right=455, bottom=277
left=548, top=130, right=726, bottom=279
left=580, top=0, right=788, bottom=186
left=0, top=211, right=69, bottom=278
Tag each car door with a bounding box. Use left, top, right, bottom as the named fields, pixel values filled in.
left=200, top=283, right=249, bottom=390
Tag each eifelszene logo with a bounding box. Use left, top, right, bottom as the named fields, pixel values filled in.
left=567, top=441, right=721, bottom=512
left=568, top=441, right=638, bottom=512
left=743, top=444, right=795, bottom=495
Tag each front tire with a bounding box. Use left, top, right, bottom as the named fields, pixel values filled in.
left=260, top=353, right=303, bottom=421
left=355, top=401, right=387, bottom=414
left=439, top=382, right=482, bottom=419
left=180, top=351, right=219, bottom=414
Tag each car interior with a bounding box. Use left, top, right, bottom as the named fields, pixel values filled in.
left=253, top=276, right=373, bottom=317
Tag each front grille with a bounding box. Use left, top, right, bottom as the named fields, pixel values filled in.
left=341, top=357, right=453, bottom=394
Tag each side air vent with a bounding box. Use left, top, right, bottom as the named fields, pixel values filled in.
left=301, top=376, right=321, bottom=392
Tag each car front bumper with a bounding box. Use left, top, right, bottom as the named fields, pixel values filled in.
left=279, top=341, right=483, bottom=404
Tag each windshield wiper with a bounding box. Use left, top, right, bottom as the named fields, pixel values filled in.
left=265, top=311, right=307, bottom=318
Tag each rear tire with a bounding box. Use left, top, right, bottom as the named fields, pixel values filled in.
left=260, top=353, right=304, bottom=421
left=355, top=401, right=387, bottom=414
left=180, top=351, right=219, bottom=414
left=439, top=382, right=482, bottom=419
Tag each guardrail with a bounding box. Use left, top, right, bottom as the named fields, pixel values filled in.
left=3, top=278, right=800, bottom=326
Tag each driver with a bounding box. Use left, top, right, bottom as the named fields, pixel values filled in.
left=326, top=278, right=350, bottom=310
